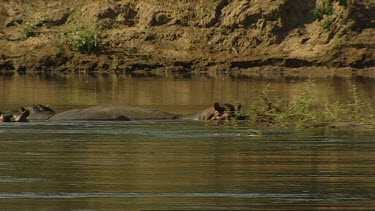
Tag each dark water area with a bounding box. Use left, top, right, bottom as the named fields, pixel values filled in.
left=0, top=73, right=375, bottom=210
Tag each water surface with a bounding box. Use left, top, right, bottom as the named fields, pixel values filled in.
left=0, top=73, right=375, bottom=210
left=0, top=121, right=374, bottom=210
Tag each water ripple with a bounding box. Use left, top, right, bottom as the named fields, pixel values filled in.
left=0, top=192, right=371, bottom=201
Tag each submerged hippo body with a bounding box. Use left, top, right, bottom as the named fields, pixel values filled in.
left=49, top=105, right=179, bottom=121
left=0, top=107, right=30, bottom=122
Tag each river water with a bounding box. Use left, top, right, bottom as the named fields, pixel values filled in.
left=0, top=73, right=375, bottom=210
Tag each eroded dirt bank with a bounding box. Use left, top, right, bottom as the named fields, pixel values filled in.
left=0, top=0, right=374, bottom=75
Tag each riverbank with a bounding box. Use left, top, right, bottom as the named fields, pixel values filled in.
left=0, top=0, right=374, bottom=74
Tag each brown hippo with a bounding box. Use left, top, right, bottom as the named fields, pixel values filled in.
left=0, top=107, right=30, bottom=122
left=16, top=102, right=243, bottom=122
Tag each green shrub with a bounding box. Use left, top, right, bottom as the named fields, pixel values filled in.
left=323, top=18, right=333, bottom=30
left=20, top=21, right=36, bottom=38
left=342, top=85, right=375, bottom=122
left=312, top=0, right=350, bottom=21
left=313, top=0, right=333, bottom=21
left=267, top=81, right=322, bottom=128
left=276, top=91, right=318, bottom=127
left=67, top=25, right=101, bottom=52
left=18, top=3, right=37, bottom=39
left=244, top=82, right=375, bottom=128
left=109, top=55, right=119, bottom=70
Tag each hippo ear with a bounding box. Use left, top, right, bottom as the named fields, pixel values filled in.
left=236, top=104, right=241, bottom=112
left=24, top=109, right=30, bottom=116
left=213, top=102, right=225, bottom=114
left=21, top=107, right=26, bottom=112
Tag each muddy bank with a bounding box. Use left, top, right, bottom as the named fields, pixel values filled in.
left=0, top=0, right=374, bottom=75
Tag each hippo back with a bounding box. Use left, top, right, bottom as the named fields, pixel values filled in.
left=50, top=106, right=129, bottom=121
left=25, top=104, right=56, bottom=120
left=49, top=105, right=179, bottom=121
left=95, top=106, right=179, bottom=120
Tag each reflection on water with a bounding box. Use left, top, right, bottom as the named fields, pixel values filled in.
left=0, top=121, right=374, bottom=210
left=0, top=73, right=374, bottom=113
left=0, top=73, right=375, bottom=210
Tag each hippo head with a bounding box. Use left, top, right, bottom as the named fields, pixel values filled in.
left=12, top=107, right=30, bottom=122
left=210, top=103, right=241, bottom=121
left=0, top=107, right=30, bottom=122
left=0, top=112, right=12, bottom=122
left=25, top=104, right=56, bottom=120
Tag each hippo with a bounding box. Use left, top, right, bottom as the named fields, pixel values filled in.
left=0, top=107, right=30, bottom=122
left=12, top=102, right=242, bottom=122
left=49, top=103, right=240, bottom=121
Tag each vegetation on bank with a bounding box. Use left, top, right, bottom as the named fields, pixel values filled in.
left=66, top=25, right=101, bottom=52
left=313, top=0, right=355, bottom=30
left=18, top=4, right=37, bottom=39
left=57, top=21, right=102, bottom=53
left=235, top=81, right=375, bottom=128
left=314, top=0, right=349, bottom=20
